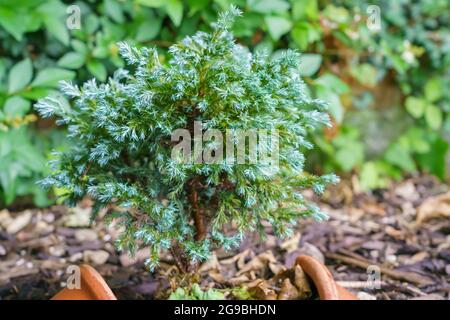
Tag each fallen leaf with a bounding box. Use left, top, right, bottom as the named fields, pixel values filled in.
left=294, top=265, right=312, bottom=299
left=248, top=280, right=277, bottom=300
left=268, top=262, right=285, bottom=275
left=416, top=192, right=450, bottom=224
left=209, top=270, right=226, bottom=284
left=277, top=278, right=299, bottom=300
left=199, top=252, right=221, bottom=273
left=236, top=251, right=276, bottom=276
left=394, top=181, right=420, bottom=202
left=362, top=201, right=386, bottom=216
left=385, top=226, right=405, bottom=240
left=220, top=249, right=251, bottom=268
left=228, top=274, right=250, bottom=286
left=280, top=232, right=301, bottom=253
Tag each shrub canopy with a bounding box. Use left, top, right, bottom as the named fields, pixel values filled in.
left=36, top=7, right=337, bottom=270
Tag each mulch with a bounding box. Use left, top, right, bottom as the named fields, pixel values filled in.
left=0, top=175, right=448, bottom=300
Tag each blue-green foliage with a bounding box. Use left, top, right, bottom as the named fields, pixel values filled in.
left=36, top=8, right=337, bottom=268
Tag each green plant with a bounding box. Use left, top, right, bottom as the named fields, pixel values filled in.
left=169, top=283, right=225, bottom=300
left=36, top=8, right=337, bottom=272
left=2, top=0, right=448, bottom=206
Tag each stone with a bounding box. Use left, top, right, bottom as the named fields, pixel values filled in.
left=69, top=252, right=83, bottom=262
left=74, top=229, right=98, bottom=242
left=297, top=242, right=325, bottom=264
left=6, top=210, right=32, bottom=234
left=357, top=291, right=377, bottom=300
left=0, top=210, right=12, bottom=229
left=49, top=245, right=66, bottom=257
left=84, top=250, right=110, bottom=265
left=64, top=206, right=91, bottom=227
left=119, top=248, right=148, bottom=267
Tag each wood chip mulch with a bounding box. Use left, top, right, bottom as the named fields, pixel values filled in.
left=0, top=175, right=449, bottom=300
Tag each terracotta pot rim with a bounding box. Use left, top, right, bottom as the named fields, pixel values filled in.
left=53, top=256, right=356, bottom=300
left=295, top=255, right=357, bottom=300
left=52, top=264, right=116, bottom=300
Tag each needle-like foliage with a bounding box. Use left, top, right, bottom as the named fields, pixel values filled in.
left=35, top=7, right=338, bottom=272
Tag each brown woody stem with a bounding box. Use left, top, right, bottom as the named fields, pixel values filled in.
left=188, top=179, right=206, bottom=242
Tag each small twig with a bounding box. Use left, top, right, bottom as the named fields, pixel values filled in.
left=336, top=280, right=386, bottom=289
left=326, top=252, right=433, bottom=286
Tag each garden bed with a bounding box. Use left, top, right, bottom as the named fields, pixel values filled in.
left=0, top=175, right=448, bottom=300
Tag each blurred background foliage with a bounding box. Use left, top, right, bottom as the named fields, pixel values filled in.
left=0, top=0, right=449, bottom=207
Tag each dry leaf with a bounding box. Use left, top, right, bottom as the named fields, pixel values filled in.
left=229, top=274, right=250, bottom=286
left=294, top=265, right=312, bottom=299
left=362, top=202, right=386, bottom=216
left=269, top=262, right=285, bottom=275
left=248, top=280, right=277, bottom=300
left=416, top=192, right=450, bottom=224
left=280, top=232, right=301, bottom=253
left=220, top=249, right=251, bottom=267
left=236, top=251, right=276, bottom=276
left=209, top=270, right=226, bottom=284
left=199, top=252, right=221, bottom=273
left=394, top=181, right=420, bottom=202
left=385, top=226, right=405, bottom=240
left=277, top=278, right=299, bottom=300
left=409, top=251, right=429, bottom=264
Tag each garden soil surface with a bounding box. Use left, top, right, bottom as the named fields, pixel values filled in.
left=0, top=175, right=449, bottom=300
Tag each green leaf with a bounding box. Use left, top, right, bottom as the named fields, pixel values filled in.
left=44, top=17, right=69, bottom=45
left=315, top=73, right=349, bottom=94
left=31, top=68, right=75, bottom=88
left=404, top=128, right=430, bottom=154
left=136, top=0, right=165, bottom=7
left=405, top=96, right=426, bottom=118
left=335, top=143, right=364, bottom=171
left=19, top=87, right=53, bottom=100
left=187, top=0, right=210, bottom=15
left=424, top=77, right=443, bottom=102
left=136, top=18, right=162, bottom=41
left=168, top=288, right=188, bottom=300
left=249, top=0, right=290, bottom=14
left=323, top=4, right=349, bottom=24
left=72, top=40, right=88, bottom=54
left=425, top=104, right=442, bottom=130
left=165, top=0, right=184, bottom=27
left=359, top=162, right=389, bottom=191
left=203, top=288, right=225, bottom=300
left=57, top=52, right=86, bottom=69
left=4, top=96, right=31, bottom=117
left=384, top=142, right=416, bottom=172
left=416, top=135, right=448, bottom=180
left=265, top=16, right=292, bottom=41
left=0, top=7, right=26, bottom=40
left=350, top=63, right=377, bottom=87
left=299, top=53, right=322, bottom=77
left=104, top=0, right=125, bottom=23
left=8, top=59, right=33, bottom=94
left=87, top=60, right=107, bottom=82
left=292, top=0, right=318, bottom=20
